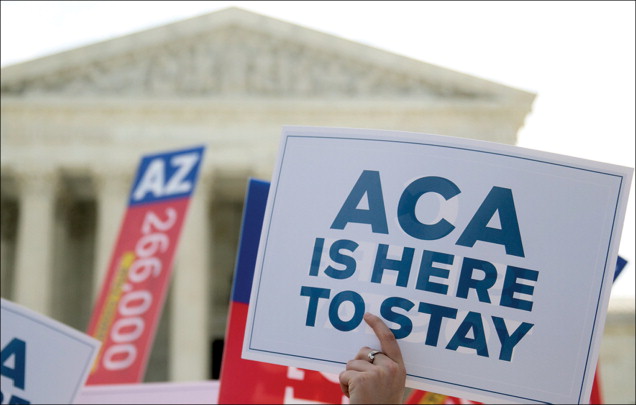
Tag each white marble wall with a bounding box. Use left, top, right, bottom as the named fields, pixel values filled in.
left=599, top=298, right=635, bottom=404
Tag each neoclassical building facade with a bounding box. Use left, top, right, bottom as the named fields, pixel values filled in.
left=1, top=8, right=536, bottom=383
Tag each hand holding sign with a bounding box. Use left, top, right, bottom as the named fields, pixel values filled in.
left=339, top=312, right=406, bottom=404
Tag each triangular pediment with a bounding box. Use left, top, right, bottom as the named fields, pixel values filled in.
left=1, top=7, right=533, bottom=104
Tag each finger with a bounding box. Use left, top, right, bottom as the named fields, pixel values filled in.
left=346, top=359, right=375, bottom=372
left=364, top=312, right=404, bottom=366
left=367, top=351, right=395, bottom=367
left=354, top=346, right=374, bottom=361
left=356, top=347, right=393, bottom=367
left=339, top=369, right=355, bottom=398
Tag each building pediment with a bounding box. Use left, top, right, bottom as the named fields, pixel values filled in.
left=1, top=7, right=533, bottom=104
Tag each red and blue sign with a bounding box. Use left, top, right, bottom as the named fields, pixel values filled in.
left=86, top=145, right=205, bottom=385
left=218, top=179, right=347, bottom=404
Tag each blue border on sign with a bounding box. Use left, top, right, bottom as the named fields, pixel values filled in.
left=2, top=304, right=100, bottom=403
left=231, top=179, right=270, bottom=304
left=248, top=134, right=626, bottom=404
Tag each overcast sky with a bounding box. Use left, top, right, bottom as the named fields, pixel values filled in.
left=1, top=1, right=634, bottom=299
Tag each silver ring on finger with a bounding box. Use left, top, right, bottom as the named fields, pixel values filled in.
left=367, top=349, right=384, bottom=363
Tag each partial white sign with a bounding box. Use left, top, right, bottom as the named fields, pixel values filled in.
left=242, top=126, right=633, bottom=404
left=1, top=299, right=100, bottom=404
left=75, top=380, right=219, bottom=404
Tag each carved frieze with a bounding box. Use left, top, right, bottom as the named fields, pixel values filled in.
left=2, top=26, right=478, bottom=98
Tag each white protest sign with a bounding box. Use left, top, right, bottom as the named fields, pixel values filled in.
left=1, top=298, right=100, bottom=404
left=75, top=380, right=219, bottom=404
left=242, top=126, right=633, bottom=404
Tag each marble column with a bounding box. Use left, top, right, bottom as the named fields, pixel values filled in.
left=170, top=177, right=211, bottom=381
left=1, top=200, right=18, bottom=299
left=92, top=173, right=131, bottom=300
left=13, top=171, right=57, bottom=315
left=0, top=227, right=8, bottom=297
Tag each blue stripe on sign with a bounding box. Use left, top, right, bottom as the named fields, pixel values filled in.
left=614, top=255, right=628, bottom=281
left=231, top=178, right=270, bottom=304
